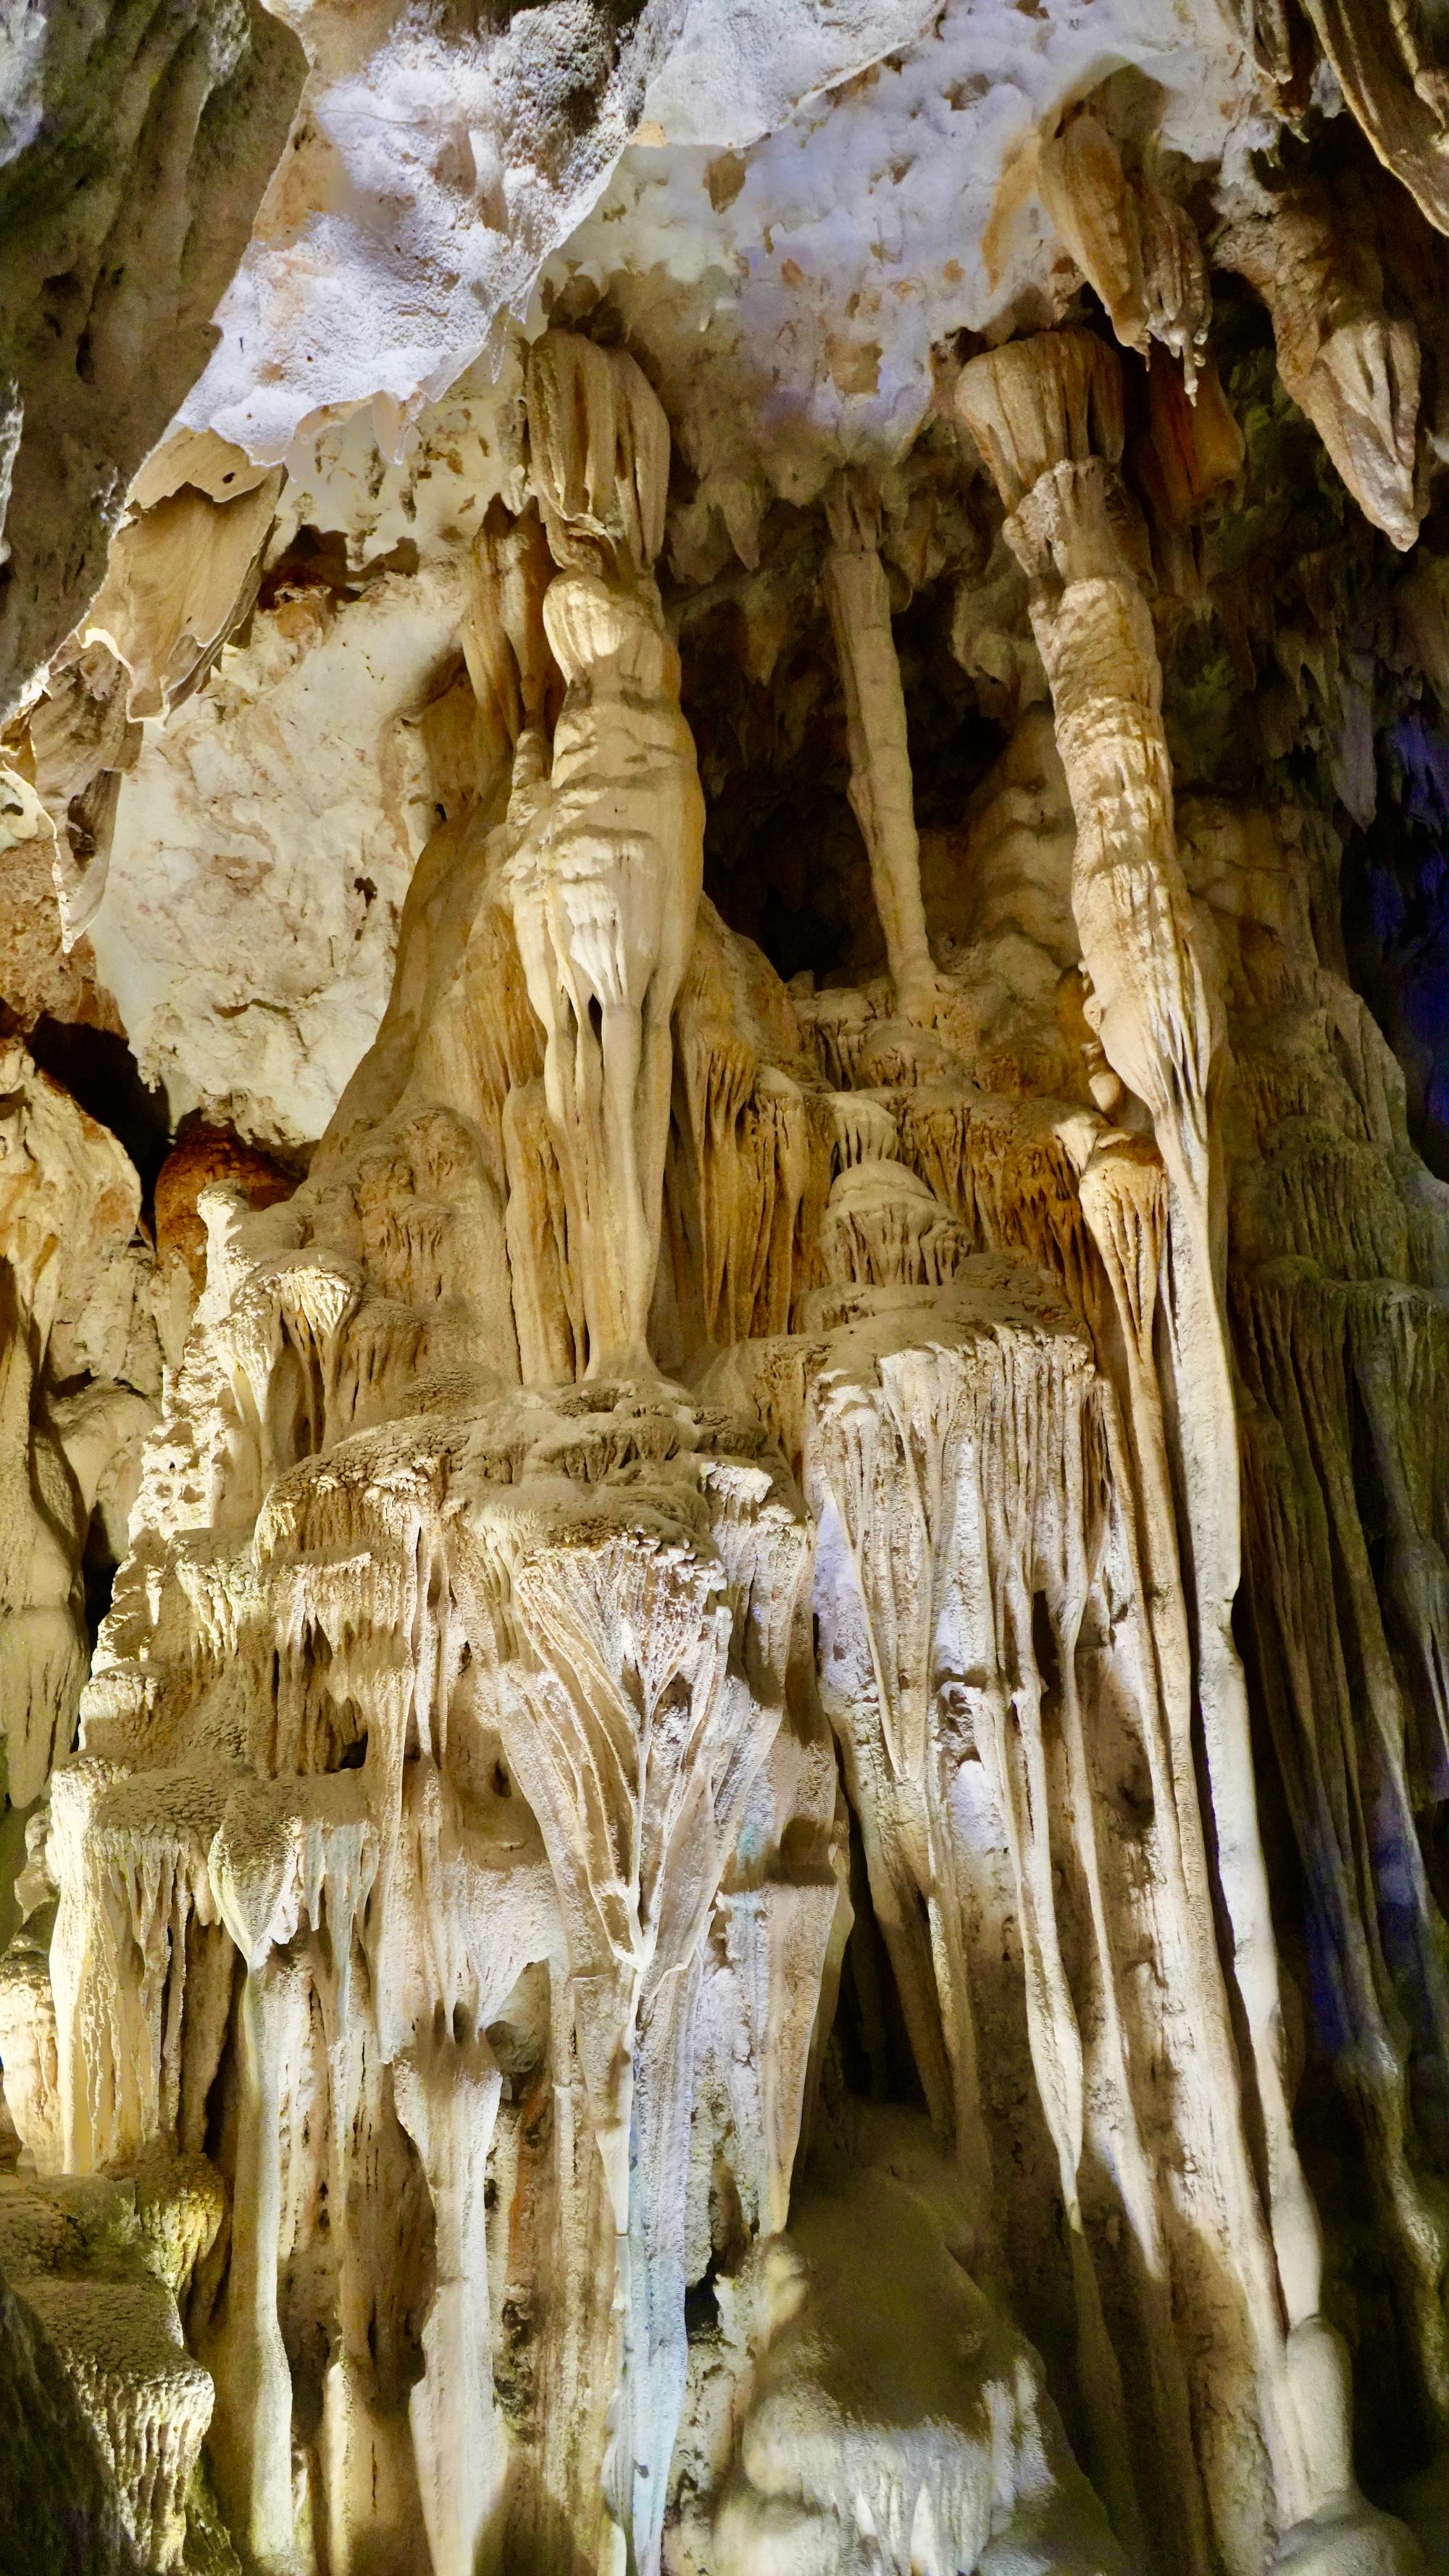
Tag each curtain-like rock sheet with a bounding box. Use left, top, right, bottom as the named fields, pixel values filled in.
left=4, top=342, right=1434, bottom=2567
left=12, top=11, right=1449, bottom=2575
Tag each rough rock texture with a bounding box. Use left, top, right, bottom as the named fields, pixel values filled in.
left=0, top=1040, right=157, bottom=1813
left=0, top=2256, right=143, bottom=2576
left=10, top=5, right=1449, bottom=2575
left=0, top=0, right=306, bottom=716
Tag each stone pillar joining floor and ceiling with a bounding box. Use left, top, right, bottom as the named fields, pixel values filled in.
left=957, top=323, right=1397, bottom=2563
left=503, top=330, right=705, bottom=1382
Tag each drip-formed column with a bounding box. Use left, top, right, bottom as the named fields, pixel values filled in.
left=1068, top=1114, right=1317, bottom=2559
left=822, top=474, right=941, bottom=1027
left=472, top=1501, right=727, bottom=2576
left=1069, top=1125, right=1195, bottom=1789
left=206, top=1776, right=382, bottom=2576
left=504, top=331, right=704, bottom=1379
left=0, top=1290, right=86, bottom=1806
left=394, top=2033, right=507, bottom=2576
left=953, top=327, right=1385, bottom=2549
left=459, top=1427, right=810, bottom=2576
left=206, top=1797, right=308, bottom=2575
left=209, top=1951, right=306, bottom=2576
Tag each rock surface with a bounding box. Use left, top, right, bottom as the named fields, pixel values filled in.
left=0, top=2258, right=143, bottom=2576
left=0, top=0, right=305, bottom=716
left=7, top=5, right=1449, bottom=2573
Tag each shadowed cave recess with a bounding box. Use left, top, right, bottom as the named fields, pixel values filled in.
left=9, top=4, right=1449, bottom=2572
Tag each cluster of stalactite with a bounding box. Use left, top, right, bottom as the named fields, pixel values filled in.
left=5, top=304, right=1449, bottom=2576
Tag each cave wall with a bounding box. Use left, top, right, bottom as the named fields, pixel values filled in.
left=4, top=5, right=1449, bottom=2572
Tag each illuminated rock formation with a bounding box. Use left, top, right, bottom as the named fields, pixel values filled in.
left=7, top=7, right=1449, bottom=2573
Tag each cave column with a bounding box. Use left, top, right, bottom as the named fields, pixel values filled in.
left=953, top=325, right=1349, bottom=2537
left=469, top=1465, right=810, bottom=2576
left=502, top=331, right=705, bottom=1380
left=207, top=1950, right=306, bottom=2576
left=393, top=2035, right=506, bottom=2576
left=822, top=473, right=943, bottom=1027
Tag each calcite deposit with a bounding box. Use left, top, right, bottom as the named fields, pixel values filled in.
left=9, top=4, right=1449, bottom=2572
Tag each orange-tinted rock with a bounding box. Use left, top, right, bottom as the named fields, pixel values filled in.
left=154, top=1129, right=295, bottom=1293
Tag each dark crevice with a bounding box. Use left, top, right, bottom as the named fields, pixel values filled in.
left=677, top=563, right=1004, bottom=989
left=26, top=1015, right=171, bottom=1215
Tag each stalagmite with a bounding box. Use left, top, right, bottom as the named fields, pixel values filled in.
left=710, top=2153, right=1127, bottom=2576
left=0, top=2159, right=223, bottom=2569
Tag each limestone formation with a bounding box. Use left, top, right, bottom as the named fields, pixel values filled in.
left=10, top=8, right=1449, bottom=2575
left=0, top=1040, right=156, bottom=1815
left=822, top=474, right=943, bottom=1029
left=1214, top=180, right=1424, bottom=553
left=1296, top=0, right=1449, bottom=240
left=1037, top=106, right=1211, bottom=394
left=0, top=0, right=304, bottom=717
left=503, top=332, right=701, bottom=1379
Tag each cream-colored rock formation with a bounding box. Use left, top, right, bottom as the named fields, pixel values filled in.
left=9, top=6, right=1449, bottom=2573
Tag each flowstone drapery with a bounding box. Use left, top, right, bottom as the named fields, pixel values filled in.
left=12, top=16, right=1449, bottom=2564
left=954, top=327, right=1361, bottom=2563
left=4, top=325, right=1434, bottom=2561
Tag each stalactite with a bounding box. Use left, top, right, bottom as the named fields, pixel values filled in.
left=1037, top=108, right=1211, bottom=393
left=10, top=19, right=1449, bottom=2569
left=956, top=323, right=1403, bottom=2567
left=1215, top=182, right=1424, bottom=553
left=667, top=899, right=835, bottom=1355
left=1297, top=0, right=1449, bottom=242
